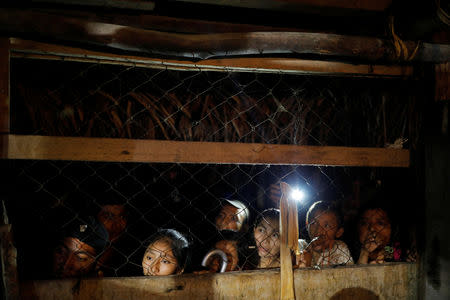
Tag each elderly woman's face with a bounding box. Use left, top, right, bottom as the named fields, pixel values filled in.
left=358, top=209, right=392, bottom=253
left=215, top=205, right=244, bottom=232
left=52, top=237, right=97, bottom=278
left=254, top=217, right=280, bottom=259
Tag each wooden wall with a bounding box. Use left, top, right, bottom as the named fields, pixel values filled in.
left=21, top=263, right=418, bottom=300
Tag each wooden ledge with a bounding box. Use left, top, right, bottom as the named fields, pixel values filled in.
left=1, top=135, right=410, bottom=167
left=20, top=263, right=418, bottom=300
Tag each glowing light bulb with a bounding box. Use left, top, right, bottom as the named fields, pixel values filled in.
left=290, top=188, right=305, bottom=202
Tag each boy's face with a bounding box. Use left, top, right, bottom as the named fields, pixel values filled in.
left=358, top=209, right=391, bottom=253
left=215, top=205, right=244, bottom=232
left=209, top=240, right=239, bottom=272
left=52, top=237, right=97, bottom=278
left=307, top=210, right=343, bottom=252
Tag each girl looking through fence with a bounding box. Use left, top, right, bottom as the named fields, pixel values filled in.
left=142, top=229, right=191, bottom=276
left=253, top=208, right=281, bottom=269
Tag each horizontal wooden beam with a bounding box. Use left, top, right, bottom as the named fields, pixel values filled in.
left=1, top=135, right=410, bottom=167
left=174, top=0, right=392, bottom=12
left=10, top=39, right=413, bottom=77
left=1, top=9, right=449, bottom=62
left=20, top=263, right=418, bottom=300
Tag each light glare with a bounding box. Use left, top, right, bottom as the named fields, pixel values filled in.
left=291, top=188, right=305, bottom=202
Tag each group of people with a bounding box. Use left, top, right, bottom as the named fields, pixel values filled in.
left=50, top=190, right=417, bottom=279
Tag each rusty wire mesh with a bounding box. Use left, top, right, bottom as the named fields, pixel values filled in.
left=3, top=58, right=423, bottom=279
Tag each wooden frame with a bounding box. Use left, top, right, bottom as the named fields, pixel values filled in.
left=1, top=27, right=416, bottom=299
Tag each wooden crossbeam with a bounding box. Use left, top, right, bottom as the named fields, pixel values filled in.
left=1, top=135, right=410, bottom=167
left=1, top=9, right=449, bottom=62
left=10, top=39, right=413, bottom=77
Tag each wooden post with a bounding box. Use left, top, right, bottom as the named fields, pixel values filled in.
left=279, top=182, right=295, bottom=300
left=0, top=38, right=9, bottom=159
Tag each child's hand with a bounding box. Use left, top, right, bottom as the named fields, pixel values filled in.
left=406, top=248, right=418, bottom=262
left=294, top=250, right=312, bottom=268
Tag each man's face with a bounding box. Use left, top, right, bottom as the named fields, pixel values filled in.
left=52, top=237, right=97, bottom=278
left=307, top=210, right=343, bottom=252
left=358, top=209, right=391, bottom=253
left=97, top=205, right=127, bottom=241
left=215, top=205, right=244, bottom=232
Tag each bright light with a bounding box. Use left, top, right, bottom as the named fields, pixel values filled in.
left=290, top=188, right=305, bottom=202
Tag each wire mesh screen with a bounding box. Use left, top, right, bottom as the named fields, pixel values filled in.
left=3, top=58, right=423, bottom=280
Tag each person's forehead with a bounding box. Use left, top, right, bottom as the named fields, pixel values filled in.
left=313, top=210, right=338, bottom=222
left=63, top=237, right=96, bottom=255
left=258, top=217, right=279, bottom=230
left=363, top=209, right=388, bottom=220
left=216, top=240, right=236, bottom=248
left=221, top=205, right=239, bottom=214
left=101, top=204, right=125, bottom=215
left=147, top=239, right=175, bottom=256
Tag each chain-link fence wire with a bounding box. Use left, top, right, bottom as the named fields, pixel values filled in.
left=3, top=58, right=425, bottom=279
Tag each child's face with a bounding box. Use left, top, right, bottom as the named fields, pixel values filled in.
left=254, top=217, right=280, bottom=259
left=208, top=240, right=239, bottom=272
left=52, top=237, right=97, bottom=278
left=215, top=205, right=244, bottom=232
left=142, top=239, right=179, bottom=276
left=358, top=209, right=391, bottom=253
left=307, top=210, right=343, bottom=252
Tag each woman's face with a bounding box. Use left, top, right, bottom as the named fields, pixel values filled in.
left=254, top=217, right=280, bottom=259
left=142, top=239, right=179, bottom=276
left=358, top=209, right=392, bottom=253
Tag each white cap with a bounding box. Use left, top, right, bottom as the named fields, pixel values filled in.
left=221, top=198, right=249, bottom=222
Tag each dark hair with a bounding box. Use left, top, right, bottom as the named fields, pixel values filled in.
left=306, top=201, right=342, bottom=227
left=254, top=208, right=280, bottom=229
left=64, top=216, right=109, bottom=255
left=145, top=229, right=191, bottom=273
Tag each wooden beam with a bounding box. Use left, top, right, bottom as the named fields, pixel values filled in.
left=1, top=9, right=449, bottom=62
left=20, top=263, right=418, bottom=300
left=173, top=0, right=392, bottom=12
left=32, top=0, right=155, bottom=11
left=0, top=38, right=9, bottom=133
left=10, top=39, right=413, bottom=77
left=3, top=135, right=410, bottom=167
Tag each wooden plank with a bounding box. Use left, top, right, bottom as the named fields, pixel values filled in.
left=174, top=0, right=392, bottom=12
left=0, top=38, right=9, bottom=133
left=10, top=39, right=413, bottom=77
left=3, top=135, right=410, bottom=167
left=20, top=263, right=418, bottom=300
left=1, top=9, right=449, bottom=62
left=279, top=183, right=295, bottom=300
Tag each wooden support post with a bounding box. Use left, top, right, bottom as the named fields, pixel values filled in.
left=279, top=182, right=295, bottom=300
left=0, top=38, right=9, bottom=159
